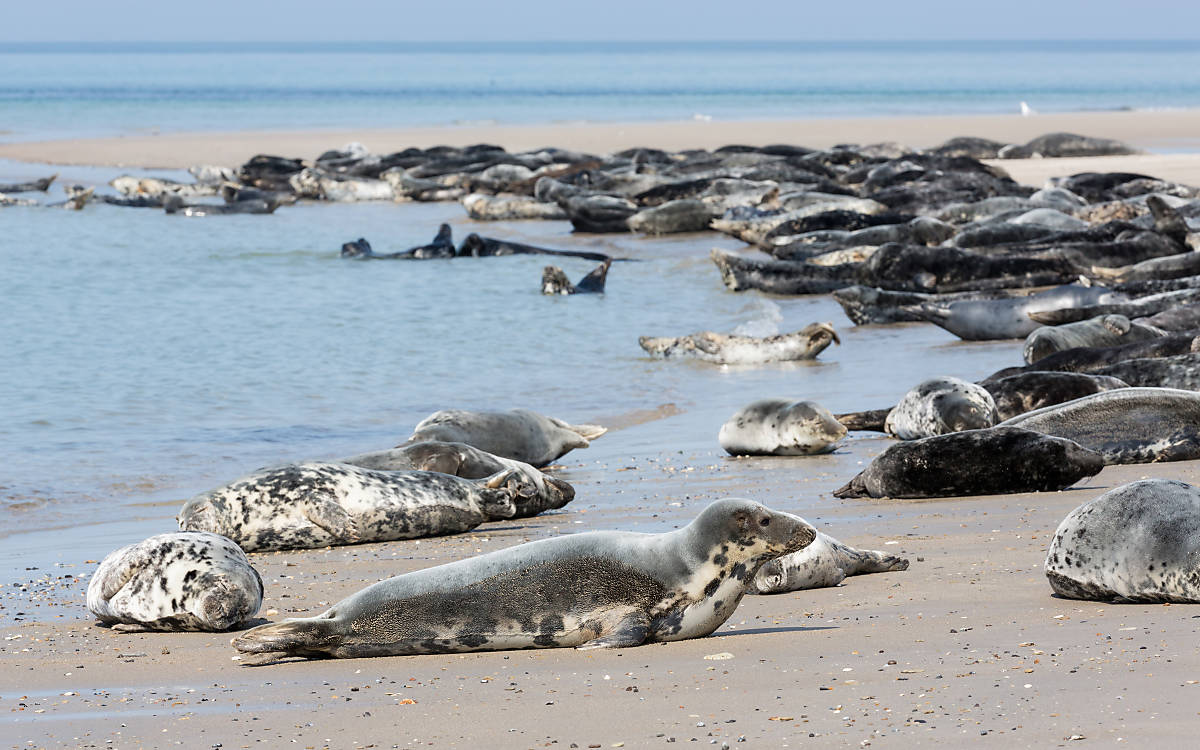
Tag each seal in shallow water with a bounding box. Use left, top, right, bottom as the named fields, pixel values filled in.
left=751, top=531, right=909, bottom=592
left=639, top=322, right=839, bottom=365
left=834, top=427, right=1104, bottom=499
left=177, top=463, right=524, bottom=551
left=403, top=409, right=606, bottom=467
left=884, top=376, right=998, bottom=439
left=1045, top=479, right=1200, bottom=602
left=718, top=399, right=846, bottom=455
left=230, top=498, right=817, bottom=660
left=87, top=532, right=263, bottom=632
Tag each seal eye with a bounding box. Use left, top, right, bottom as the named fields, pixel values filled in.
left=759, top=517, right=770, bottom=527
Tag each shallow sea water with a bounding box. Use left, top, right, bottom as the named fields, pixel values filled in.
left=0, top=161, right=1023, bottom=584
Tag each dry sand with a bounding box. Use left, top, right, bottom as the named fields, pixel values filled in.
left=5, top=451, right=1200, bottom=749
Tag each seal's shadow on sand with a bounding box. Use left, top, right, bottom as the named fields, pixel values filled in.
left=709, top=625, right=836, bottom=638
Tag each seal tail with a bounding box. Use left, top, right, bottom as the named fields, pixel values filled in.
left=563, top=422, right=608, bottom=441
left=833, top=474, right=868, bottom=499
left=827, top=536, right=910, bottom=575
left=231, top=617, right=340, bottom=659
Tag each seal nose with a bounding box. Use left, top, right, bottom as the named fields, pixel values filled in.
left=788, top=516, right=817, bottom=554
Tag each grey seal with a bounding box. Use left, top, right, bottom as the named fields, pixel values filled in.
left=178, top=463, right=526, bottom=551
left=981, top=371, right=1129, bottom=420
left=542, top=259, right=611, bottom=295
left=751, top=531, right=909, bottom=593
left=230, top=498, right=817, bottom=660
left=461, top=193, right=567, bottom=221
left=904, top=284, right=1122, bottom=341
left=404, top=408, right=607, bottom=467
left=341, top=224, right=455, bottom=260
left=998, top=387, right=1200, bottom=464
left=639, top=322, right=839, bottom=365
left=718, top=399, right=847, bottom=455
left=833, top=427, right=1104, bottom=499
left=884, top=376, right=998, bottom=439
left=86, top=531, right=263, bottom=632
left=338, top=441, right=574, bottom=518
left=1023, top=314, right=1166, bottom=365
left=1045, top=479, right=1200, bottom=602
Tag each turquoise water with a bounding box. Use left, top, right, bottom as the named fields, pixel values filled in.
left=3, top=41, right=1200, bottom=139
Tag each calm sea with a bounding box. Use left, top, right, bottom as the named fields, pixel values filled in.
left=2, top=41, right=1200, bottom=139
left=0, top=40, right=1190, bottom=590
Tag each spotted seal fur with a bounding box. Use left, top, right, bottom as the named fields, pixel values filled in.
left=178, top=463, right=524, bottom=551
left=87, top=532, right=263, bottom=632
left=403, top=408, right=606, bottom=467
left=834, top=427, right=1104, bottom=499
left=752, top=531, right=909, bottom=592
left=718, top=399, right=846, bottom=455
left=1045, top=479, right=1200, bottom=602
left=639, top=322, right=839, bottom=365
left=339, top=441, right=574, bottom=517
left=884, top=376, right=998, bottom=439
left=231, top=498, right=817, bottom=661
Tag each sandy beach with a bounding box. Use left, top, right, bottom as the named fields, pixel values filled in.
left=5, top=108, right=1200, bottom=750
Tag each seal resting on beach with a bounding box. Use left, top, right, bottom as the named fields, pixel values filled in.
left=87, top=532, right=263, bottom=632
left=751, top=531, right=909, bottom=593
left=884, top=376, right=998, bottom=439
left=177, top=463, right=527, bottom=551
left=1023, top=314, right=1167, bottom=365
left=718, top=399, right=846, bottom=455
left=338, top=441, right=574, bottom=518
left=1045, top=479, right=1200, bottom=602
left=981, top=371, right=1129, bottom=420
left=230, top=498, right=817, bottom=661
left=997, top=387, right=1200, bottom=464
left=639, top=322, right=839, bottom=365
left=834, top=427, right=1104, bottom=499
left=541, top=259, right=611, bottom=295
left=403, top=408, right=606, bottom=467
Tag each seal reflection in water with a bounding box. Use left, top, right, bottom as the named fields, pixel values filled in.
left=232, top=499, right=816, bottom=661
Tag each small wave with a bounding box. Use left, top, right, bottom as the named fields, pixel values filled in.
left=732, top=298, right=783, bottom=338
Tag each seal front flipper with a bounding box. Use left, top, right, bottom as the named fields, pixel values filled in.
left=576, top=611, right=651, bottom=650
left=303, top=499, right=359, bottom=544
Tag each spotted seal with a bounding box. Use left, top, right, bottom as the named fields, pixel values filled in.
left=178, top=463, right=526, bottom=551
left=718, top=399, right=846, bottom=455
left=884, top=376, right=998, bottom=439
left=338, top=441, right=574, bottom=517
left=231, top=498, right=817, bottom=661
left=639, top=322, right=839, bottom=365
left=997, top=387, right=1200, bottom=464
left=87, top=532, right=263, bottom=632
left=403, top=409, right=606, bottom=467
left=751, top=531, right=909, bottom=593
left=1045, top=479, right=1200, bottom=602
left=834, top=427, right=1104, bottom=499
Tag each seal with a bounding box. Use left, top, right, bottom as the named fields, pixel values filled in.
left=981, top=371, right=1129, bottom=420
left=718, top=399, right=846, bottom=455
left=163, top=194, right=277, bottom=216
left=341, top=224, right=456, bottom=260
left=1092, top=353, right=1200, bottom=390
left=1045, top=479, right=1200, bottom=603
left=542, top=259, right=611, bottom=295
left=834, top=427, right=1104, bottom=499
left=903, top=284, right=1123, bottom=341
left=338, top=441, right=575, bottom=518
left=751, top=531, right=909, bottom=593
left=984, top=332, right=1200, bottom=381
left=1023, top=314, right=1166, bottom=365
left=86, top=531, right=263, bottom=632
left=461, top=193, right=566, bottom=221
left=458, top=233, right=613, bottom=262
left=884, top=377, right=998, bottom=439
left=403, top=408, right=607, bottom=467
left=230, top=498, right=818, bottom=661
left=177, top=463, right=525, bottom=551
left=997, top=387, right=1200, bottom=464
left=639, top=322, right=839, bottom=365
left=1028, top=288, right=1200, bottom=327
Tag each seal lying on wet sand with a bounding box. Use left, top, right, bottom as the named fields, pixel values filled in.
left=178, top=463, right=526, bottom=551
left=231, top=498, right=817, bottom=660
left=640, top=322, right=839, bottom=365
left=87, top=532, right=263, bottom=632
left=834, top=427, right=1104, bottom=499
left=1046, top=479, right=1200, bottom=602
left=718, top=399, right=846, bottom=455
left=751, top=531, right=909, bottom=592
left=403, top=408, right=607, bottom=467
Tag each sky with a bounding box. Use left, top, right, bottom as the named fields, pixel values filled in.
left=4, top=0, right=1200, bottom=42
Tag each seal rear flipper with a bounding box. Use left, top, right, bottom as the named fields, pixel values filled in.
left=573, top=258, right=611, bottom=294
left=576, top=612, right=651, bottom=650
left=556, top=419, right=607, bottom=442
left=834, top=407, right=892, bottom=432
left=95, top=547, right=142, bottom=601
left=303, top=499, right=359, bottom=544
left=833, top=474, right=869, bottom=499
left=829, top=538, right=910, bottom=575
